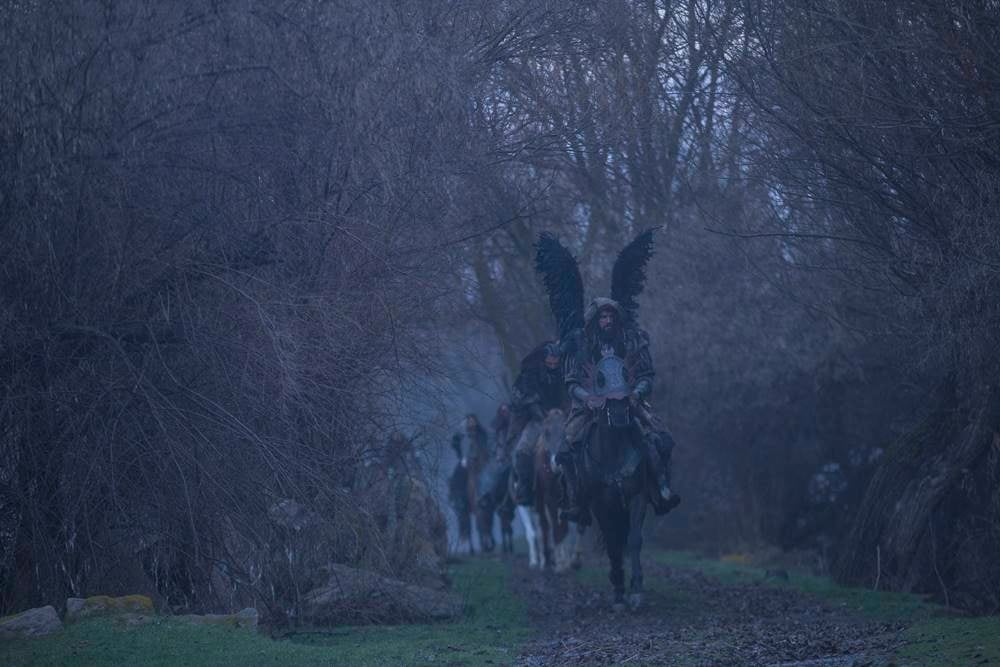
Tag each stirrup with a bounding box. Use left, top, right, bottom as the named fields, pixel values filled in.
left=653, top=491, right=681, bottom=516
left=559, top=506, right=581, bottom=522
left=560, top=503, right=592, bottom=526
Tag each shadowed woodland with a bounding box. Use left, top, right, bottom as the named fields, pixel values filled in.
left=2, top=0, right=999, bottom=628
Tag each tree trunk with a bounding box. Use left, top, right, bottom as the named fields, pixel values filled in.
left=835, top=377, right=1000, bottom=606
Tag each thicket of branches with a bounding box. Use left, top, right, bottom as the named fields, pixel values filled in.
left=0, top=0, right=553, bottom=618
left=741, top=0, right=1000, bottom=611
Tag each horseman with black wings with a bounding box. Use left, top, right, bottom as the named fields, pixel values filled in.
left=535, top=229, right=680, bottom=608
left=535, top=230, right=680, bottom=525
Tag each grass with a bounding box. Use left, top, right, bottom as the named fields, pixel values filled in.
left=287, top=557, right=531, bottom=666
left=0, top=558, right=531, bottom=667
left=651, top=550, right=933, bottom=622
left=897, top=616, right=1000, bottom=666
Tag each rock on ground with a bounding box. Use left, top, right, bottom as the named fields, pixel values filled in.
left=303, top=563, right=464, bottom=624
left=0, top=605, right=63, bottom=639
left=178, top=607, right=258, bottom=629
left=65, top=595, right=154, bottom=622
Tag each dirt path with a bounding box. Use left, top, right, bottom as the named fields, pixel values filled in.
left=510, top=555, right=902, bottom=666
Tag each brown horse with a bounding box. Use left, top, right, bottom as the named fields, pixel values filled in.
left=516, top=409, right=579, bottom=570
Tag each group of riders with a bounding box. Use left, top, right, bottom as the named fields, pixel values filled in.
left=449, top=230, right=682, bottom=551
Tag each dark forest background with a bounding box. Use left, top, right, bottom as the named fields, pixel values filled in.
left=2, top=0, right=998, bottom=619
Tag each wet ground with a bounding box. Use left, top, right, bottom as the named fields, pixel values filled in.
left=511, top=555, right=902, bottom=666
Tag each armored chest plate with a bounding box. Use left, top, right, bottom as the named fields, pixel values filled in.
left=594, top=354, right=629, bottom=397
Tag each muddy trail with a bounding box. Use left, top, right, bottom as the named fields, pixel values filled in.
left=509, top=555, right=902, bottom=666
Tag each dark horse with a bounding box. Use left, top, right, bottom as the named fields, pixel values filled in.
left=476, top=459, right=515, bottom=554
left=580, top=395, right=652, bottom=610
left=447, top=436, right=474, bottom=554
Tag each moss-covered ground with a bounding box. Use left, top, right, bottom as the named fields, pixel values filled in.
left=0, top=558, right=530, bottom=667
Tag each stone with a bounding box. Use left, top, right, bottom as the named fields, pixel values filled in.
left=65, top=594, right=154, bottom=622
left=114, top=613, right=155, bottom=627
left=178, top=607, right=258, bottom=629
left=0, top=605, right=63, bottom=639
left=302, top=563, right=464, bottom=624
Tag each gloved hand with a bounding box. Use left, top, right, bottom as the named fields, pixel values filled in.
left=630, top=379, right=651, bottom=404
left=572, top=385, right=605, bottom=409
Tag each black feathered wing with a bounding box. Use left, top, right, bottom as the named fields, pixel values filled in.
left=534, top=233, right=585, bottom=339
left=611, top=228, right=657, bottom=325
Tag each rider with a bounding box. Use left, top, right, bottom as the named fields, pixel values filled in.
left=456, top=414, right=491, bottom=515
left=558, top=298, right=679, bottom=523
left=508, top=341, right=569, bottom=504
left=491, top=403, right=512, bottom=463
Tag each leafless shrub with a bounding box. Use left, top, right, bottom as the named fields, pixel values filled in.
left=0, top=0, right=528, bottom=619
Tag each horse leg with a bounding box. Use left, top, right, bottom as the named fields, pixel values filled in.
left=627, top=492, right=647, bottom=610
left=608, top=526, right=626, bottom=609
left=594, top=491, right=626, bottom=607
left=456, top=508, right=471, bottom=555
left=487, top=503, right=497, bottom=553
left=480, top=508, right=495, bottom=553
left=550, top=480, right=570, bottom=572
left=571, top=523, right=585, bottom=570
left=517, top=505, right=540, bottom=568
left=499, top=500, right=514, bottom=555
left=536, top=484, right=553, bottom=569
left=553, top=516, right=571, bottom=573
left=532, top=510, right=544, bottom=568
left=466, top=510, right=476, bottom=554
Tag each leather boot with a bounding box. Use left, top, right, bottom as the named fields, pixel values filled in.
left=647, top=431, right=681, bottom=515
left=557, top=452, right=589, bottom=525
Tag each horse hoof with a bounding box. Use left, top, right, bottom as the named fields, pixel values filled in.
left=628, top=593, right=642, bottom=611
left=612, top=601, right=626, bottom=613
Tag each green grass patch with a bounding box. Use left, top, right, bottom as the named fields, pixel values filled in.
left=897, top=616, right=1000, bottom=666
left=651, top=549, right=935, bottom=622
left=0, top=558, right=530, bottom=667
